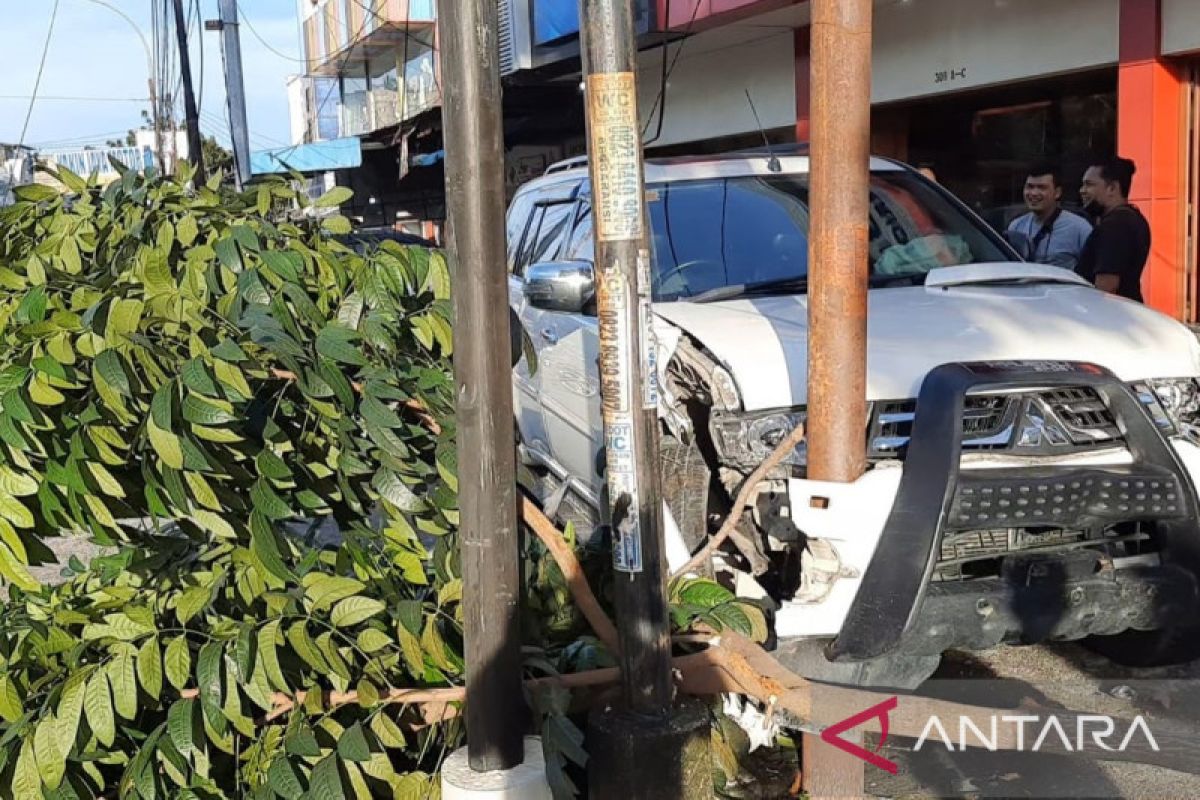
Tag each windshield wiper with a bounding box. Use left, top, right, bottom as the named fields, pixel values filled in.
left=688, top=276, right=809, bottom=304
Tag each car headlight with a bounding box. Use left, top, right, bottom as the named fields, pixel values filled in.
left=1133, top=378, right=1200, bottom=438
left=710, top=409, right=807, bottom=470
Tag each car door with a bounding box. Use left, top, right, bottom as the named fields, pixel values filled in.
left=536, top=203, right=605, bottom=496
left=508, top=185, right=578, bottom=462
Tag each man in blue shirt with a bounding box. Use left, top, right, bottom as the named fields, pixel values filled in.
left=1006, top=163, right=1093, bottom=270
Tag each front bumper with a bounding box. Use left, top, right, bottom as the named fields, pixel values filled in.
left=781, top=362, right=1200, bottom=661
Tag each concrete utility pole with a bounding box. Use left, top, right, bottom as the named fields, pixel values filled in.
left=578, top=1, right=709, bottom=796
left=171, top=0, right=205, bottom=181
left=435, top=0, right=527, bottom=775
left=213, top=0, right=251, bottom=188
left=804, top=0, right=874, bottom=796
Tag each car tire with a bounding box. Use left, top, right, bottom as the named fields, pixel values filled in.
left=1084, top=626, right=1200, bottom=668
left=659, top=435, right=711, bottom=556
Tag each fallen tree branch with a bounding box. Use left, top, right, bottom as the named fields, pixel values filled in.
left=672, top=422, right=806, bottom=579
left=521, top=496, right=621, bottom=654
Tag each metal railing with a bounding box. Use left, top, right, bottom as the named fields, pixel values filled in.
left=39, top=146, right=155, bottom=177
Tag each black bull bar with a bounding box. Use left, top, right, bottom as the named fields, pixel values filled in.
left=829, top=361, right=1200, bottom=662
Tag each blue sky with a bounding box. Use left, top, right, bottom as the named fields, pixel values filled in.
left=0, top=0, right=302, bottom=151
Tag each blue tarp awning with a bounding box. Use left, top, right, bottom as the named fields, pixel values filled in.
left=250, top=137, right=362, bottom=176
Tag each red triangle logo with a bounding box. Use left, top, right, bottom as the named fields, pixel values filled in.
left=819, top=696, right=900, bottom=774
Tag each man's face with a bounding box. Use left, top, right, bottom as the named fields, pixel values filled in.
left=1023, top=174, right=1060, bottom=215
left=1080, top=166, right=1115, bottom=216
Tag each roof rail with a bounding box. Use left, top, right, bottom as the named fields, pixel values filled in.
left=544, top=155, right=589, bottom=175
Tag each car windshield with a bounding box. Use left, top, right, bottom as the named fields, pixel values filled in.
left=638, top=171, right=1011, bottom=301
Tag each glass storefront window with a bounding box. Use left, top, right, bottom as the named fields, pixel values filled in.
left=887, top=70, right=1117, bottom=233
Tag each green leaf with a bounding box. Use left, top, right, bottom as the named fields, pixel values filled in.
left=235, top=624, right=256, bottom=678
left=678, top=579, right=736, bottom=609
left=286, top=621, right=326, bottom=673
left=285, top=728, right=321, bottom=758
left=303, top=574, right=366, bottom=613
left=249, top=510, right=292, bottom=583
left=110, top=653, right=138, bottom=720
left=13, top=739, right=39, bottom=800
left=165, top=636, right=192, bottom=690
left=316, top=324, right=367, bottom=366
left=85, top=670, right=116, bottom=747
left=308, top=754, right=346, bottom=800
left=250, top=482, right=291, bottom=521
left=0, top=676, right=23, bottom=723
left=0, top=478, right=36, bottom=525
left=268, top=757, right=305, bottom=800
left=0, top=542, right=39, bottom=592
left=176, top=584, right=213, bottom=624
left=231, top=225, right=260, bottom=252
left=167, top=699, right=195, bottom=757
left=138, top=637, right=163, bottom=700
left=257, top=620, right=289, bottom=692
left=147, top=419, right=185, bottom=469
left=369, top=713, right=407, bottom=750
left=56, top=671, right=87, bottom=750
left=356, top=628, right=392, bottom=654
left=337, top=722, right=371, bottom=762
left=330, top=597, right=386, bottom=628
left=34, top=715, right=65, bottom=789
left=197, top=642, right=225, bottom=734
left=14, top=183, right=58, bottom=202
left=315, top=186, right=354, bottom=208
left=177, top=214, right=199, bottom=247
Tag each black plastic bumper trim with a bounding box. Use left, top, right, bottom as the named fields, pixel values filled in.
left=829, top=361, right=1200, bottom=662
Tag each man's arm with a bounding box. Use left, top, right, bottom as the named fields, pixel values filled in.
left=1091, top=219, right=1135, bottom=295
left=1094, top=273, right=1121, bottom=294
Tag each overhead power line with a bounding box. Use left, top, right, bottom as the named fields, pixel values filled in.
left=241, top=10, right=308, bottom=63
left=0, top=95, right=148, bottom=103
left=18, top=0, right=63, bottom=147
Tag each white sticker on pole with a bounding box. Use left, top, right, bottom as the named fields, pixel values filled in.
left=640, top=297, right=659, bottom=410
left=597, top=270, right=631, bottom=416
left=606, top=419, right=643, bottom=573
left=587, top=73, right=643, bottom=243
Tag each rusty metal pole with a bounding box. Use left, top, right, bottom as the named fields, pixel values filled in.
left=437, top=0, right=526, bottom=772
left=805, top=0, right=874, bottom=796
left=579, top=0, right=711, bottom=795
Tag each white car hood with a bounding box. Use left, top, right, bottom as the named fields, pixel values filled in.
left=654, top=268, right=1200, bottom=411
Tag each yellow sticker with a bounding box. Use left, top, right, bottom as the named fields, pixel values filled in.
left=586, top=72, right=644, bottom=243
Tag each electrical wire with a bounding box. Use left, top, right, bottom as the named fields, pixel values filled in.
left=18, top=0, right=62, bottom=147
left=643, top=0, right=705, bottom=146
left=192, top=0, right=204, bottom=118
left=241, top=9, right=308, bottom=63
left=1, top=95, right=147, bottom=103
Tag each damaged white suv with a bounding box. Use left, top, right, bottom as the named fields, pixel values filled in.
left=507, top=151, right=1200, bottom=688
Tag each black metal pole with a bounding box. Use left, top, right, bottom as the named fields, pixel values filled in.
left=436, top=0, right=526, bottom=772
left=579, top=0, right=673, bottom=718
left=171, top=0, right=205, bottom=182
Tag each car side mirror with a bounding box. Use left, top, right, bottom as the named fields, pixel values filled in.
left=1004, top=230, right=1031, bottom=260
left=524, top=260, right=595, bottom=313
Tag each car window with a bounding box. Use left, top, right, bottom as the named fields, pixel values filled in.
left=565, top=204, right=594, bottom=261
left=506, top=192, right=535, bottom=271
left=646, top=171, right=1010, bottom=300
left=528, top=202, right=573, bottom=266
left=512, top=205, right=546, bottom=276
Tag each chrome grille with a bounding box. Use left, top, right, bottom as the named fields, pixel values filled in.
left=868, top=386, right=1121, bottom=457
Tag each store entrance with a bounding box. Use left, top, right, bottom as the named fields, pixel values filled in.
left=871, top=69, right=1117, bottom=235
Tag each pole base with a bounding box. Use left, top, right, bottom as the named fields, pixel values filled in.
left=588, top=698, right=712, bottom=799
left=441, top=737, right=553, bottom=800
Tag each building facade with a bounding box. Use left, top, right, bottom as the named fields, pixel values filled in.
left=291, top=0, right=1199, bottom=321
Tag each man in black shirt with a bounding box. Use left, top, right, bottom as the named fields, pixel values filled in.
left=1076, top=156, right=1151, bottom=302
